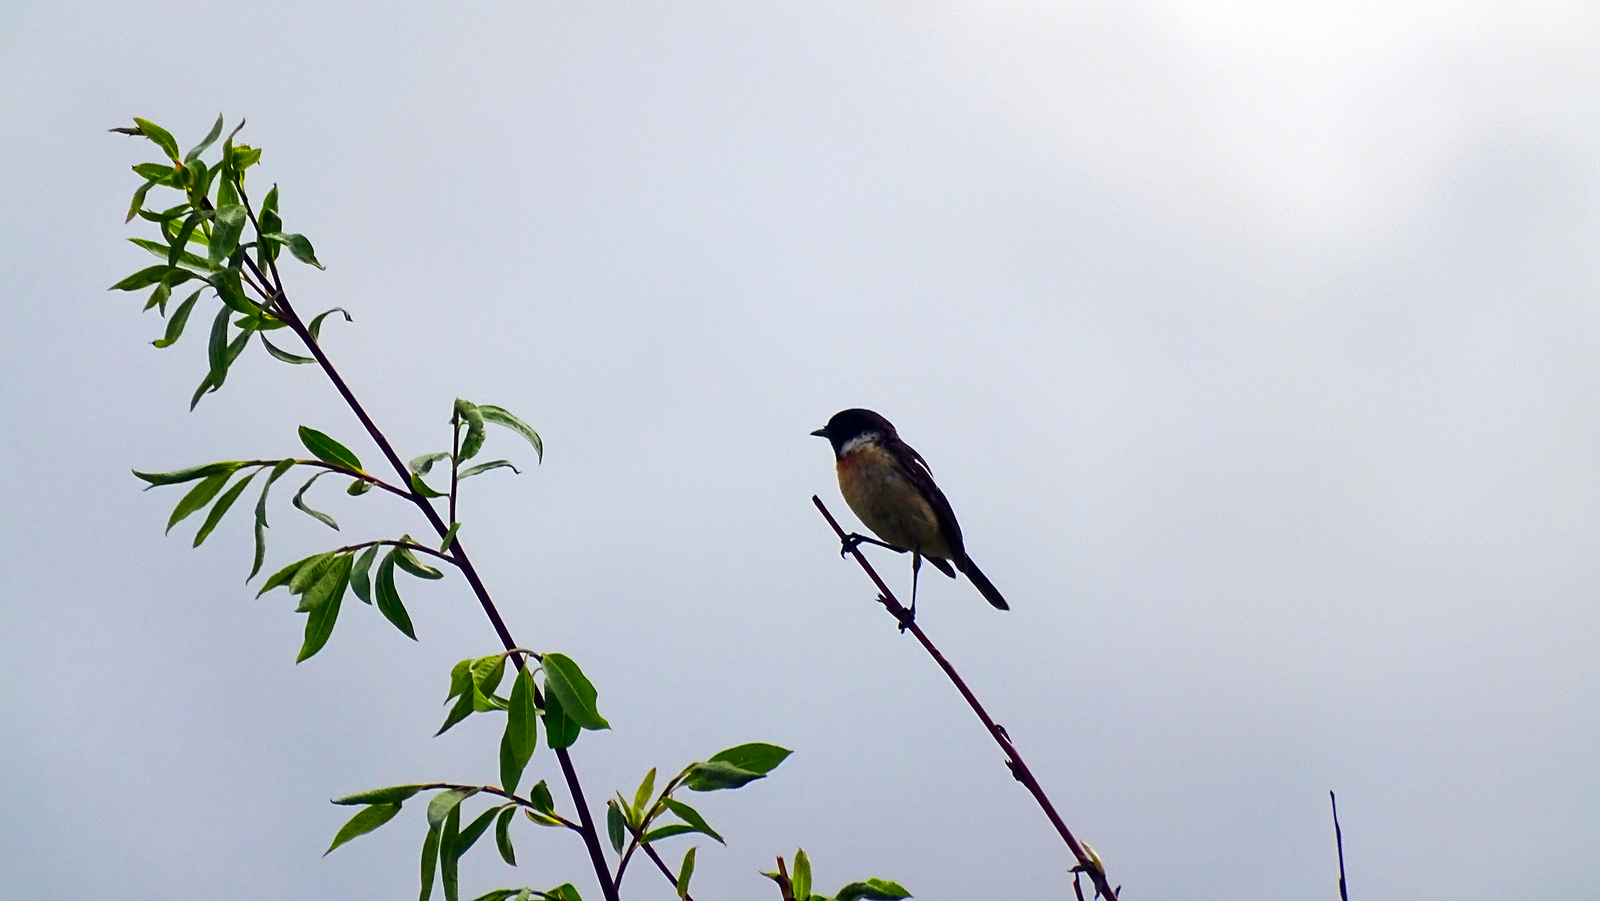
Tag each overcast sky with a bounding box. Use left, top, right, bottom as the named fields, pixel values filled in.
left=4, top=3, right=1598, bottom=899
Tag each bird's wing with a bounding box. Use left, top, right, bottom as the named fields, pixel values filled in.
left=893, top=439, right=966, bottom=562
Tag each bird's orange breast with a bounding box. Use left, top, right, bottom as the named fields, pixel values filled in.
left=835, top=443, right=952, bottom=559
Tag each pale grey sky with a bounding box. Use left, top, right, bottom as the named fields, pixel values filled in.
left=3, top=3, right=1598, bottom=899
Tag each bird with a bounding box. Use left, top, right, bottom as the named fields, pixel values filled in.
left=812, top=408, right=1008, bottom=616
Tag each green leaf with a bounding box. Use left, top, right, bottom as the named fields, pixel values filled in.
left=454, top=806, right=499, bottom=860
left=478, top=405, right=543, bottom=463
left=528, top=781, right=555, bottom=815
left=708, top=743, right=792, bottom=777
left=296, top=553, right=352, bottom=613
left=257, top=551, right=316, bottom=596
left=499, top=668, right=537, bottom=795
left=467, top=891, right=524, bottom=901
left=151, top=288, right=202, bottom=348
left=296, top=562, right=346, bottom=662
left=835, top=880, right=912, bottom=901
left=132, top=162, right=179, bottom=183
left=111, top=264, right=179, bottom=291
left=168, top=210, right=206, bottom=267
left=334, top=784, right=428, bottom=805
left=208, top=204, right=248, bottom=263
left=472, top=654, right=508, bottom=701
left=299, top=426, right=364, bottom=472
left=205, top=302, right=230, bottom=386
left=292, top=470, right=340, bottom=530
left=793, top=849, right=812, bottom=901
left=427, top=788, right=477, bottom=830
left=250, top=459, right=296, bottom=579
left=454, top=399, right=487, bottom=462
left=349, top=544, right=378, bottom=603
left=126, top=178, right=158, bottom=223
left=605, top=801, right=625, bottom=854
left=133, top=118, right=181, bottom=162
left=410, top=452, right=450, bottom=476
left=440, top=523, right=460, bottom=552
left=135, top=460, right=242, bottom=487
left=631, top=768, right=656, bottom=822
left=307, top=307, right=351, bottom=340
left=394, top=544, right=444, bottom=579
left=437, top=691, right=476, bottom=736
left=262, top=232, right=326, bottom=269
left=348, top=478, right=372, bottom=496
left=183, top=114, right=226, bottom=166
left=420, top=821, right=441, bottom=901
left=541, top=885, right=583, bottom=901
left=207, top=266, right=253, bottom=314
left=676, top=846, right=696, bottom=899
left=540, top=653, right=609, bottom=731
left=325, top=802, right=402, bottom=855
left=494, top=806, right=517, bottom=866
left=661, top=798, right=723, bottom=844
left=681, top=760, right=766, bottom=792
left=541, top=688, right=580, bottom=750
left=639, top=824, right=698, bottom=843
left=375, top=551, right=418, bottom=640
left=441, top=803, right=462, bottom=901
left=166, top=470, right=234, bottom=533
left=193, top=467, right=258, bottom=546
left=145, top=277, right=170, bottom=313
left=288, top=551, right=337, bottom=595
left=411, top=473, right=447, bottom=499
left=459, top=460, right=520, bottom=479
left=261, top=334, right=315, bottom=364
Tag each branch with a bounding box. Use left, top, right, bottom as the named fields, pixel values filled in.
left=813, top=495, right=1119, bottom=901
left=232, top=181, right=621, bottom=901
left=1330, top=791, right=1348, bottom=901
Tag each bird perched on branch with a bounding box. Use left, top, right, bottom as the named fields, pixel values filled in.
left=812, top=408, right=1008, bottom=617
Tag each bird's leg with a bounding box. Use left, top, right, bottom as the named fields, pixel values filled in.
left=840, top=532, right=906, bottom=558
left=909, top=550, right=921, bottom=622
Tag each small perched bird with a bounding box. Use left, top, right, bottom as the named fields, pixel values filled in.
left=812, top=408, right=1008, bottom=615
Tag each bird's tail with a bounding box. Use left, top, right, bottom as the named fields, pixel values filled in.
left=957, top=555, right=1009, bottom=610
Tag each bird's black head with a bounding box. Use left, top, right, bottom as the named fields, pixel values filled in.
left=811, top=408, right=897, bottom=456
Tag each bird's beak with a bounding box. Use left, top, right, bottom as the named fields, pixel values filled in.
left=810, top=427, right=828, bottom=438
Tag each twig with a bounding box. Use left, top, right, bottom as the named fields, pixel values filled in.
left=232, top=182, right=621, bottom=901
left=1331, top=791, right=1348, bottom=901
left=813, top=495, right=1118, bottom=901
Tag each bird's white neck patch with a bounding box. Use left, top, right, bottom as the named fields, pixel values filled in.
left=840, top=432, right=883, bottom=455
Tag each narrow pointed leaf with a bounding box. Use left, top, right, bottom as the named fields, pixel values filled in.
left=676, top=846, right=696, bottom=898
left=347, top=479, right=372, bottom=496
left=349, top=544, right=378, bottom=603
left=499, top=668, right=537, bottom=795
left=261, top=334, right=315, bottom=364
left=411, top=473, right=446, bottom=498
left=111, top=265, right=179, bottom=291
left=296, top=567, right=345, bottom=662
left=410, top=451, right=450, bottom=476
left=459, top=459, right=519, bottom=479
left=453, top=399, right=486, bottom=462
left=427, top=789, right=477, bottom=830
left=494, top=806, right=517, bottom=866
left=682, top=760, right=765, bottom=792
left=126, top=178, right=158, bottom=223
left=183, top=114, right=226, bottom=166
left=541, top=689, right=579, bottom=749
left=133, top=118, right=181, bottom=161
left=166, top=470, right=233, bottom=532
left=193, top=468, right=257, bottom=546
left=605, top=801, right=624, bottom=854
left=205, top=303, right=230, bottom=385
left=540, top=653, right=608, bottom=731
left=478, top=405, right=543, bottom=463
left=208, top=204, right=247, bottom=263
left=835, top=880, right=912, bottom=901
left=335, top=784, right=427, bottom=805
left=298, top=426, right=363, bottom=472
left=631, top=768, right=656, bottom=822
left=441, top=804, right=461, bottom=901
left=288, top=551, right=337, bottom=595
left=258, top=552, right=315, bottom=596
left=440, top=523, right=460, bottom=552
left=708, top=743, right=792, bottom=776
left=307, top=307, right=350, bottom=339
left=793, top=849, right=811, bottom=901
left=437, top=692, right=475, bottom=736
left=420, top=822, right=441, bottom=901
left=296, top=553, right=351, bottom=613
left=394, top=544, right=444, bottom=579
left=135, top=460, right=243, bottom=487
left=151, top=289, right=202, bottom=348
left=454, top=807, right=499, bottom=860
left=662, top=798, right=723, bottom=844
left=325, top=803, right=402, bottom=855
left=375, top=551, right=418, bottom=640
left=640, top=824, right=697, bottom=843
left=250, top=459, right=296, bottom=579
left=292, top=470, right=340, bottom=530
